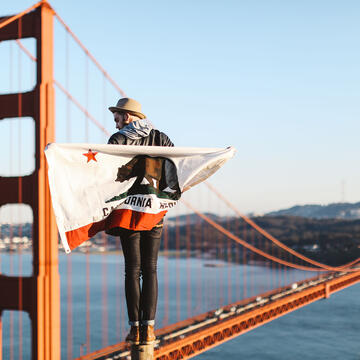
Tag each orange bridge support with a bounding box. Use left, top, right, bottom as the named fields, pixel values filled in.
left=0, top=3, right=60, bottom=359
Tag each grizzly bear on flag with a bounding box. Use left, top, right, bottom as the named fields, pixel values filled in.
left=106, top=155, right=181, bottom=203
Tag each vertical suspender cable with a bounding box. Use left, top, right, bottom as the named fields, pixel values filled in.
left=64, top=28, right=73, bottom=359
left=201, top=188, right=205, bottom=311
left=263, top=238, right=267, bottom=292
left=203, top=221, right=207, bottom=310
left=85, top=56, right=89, bottom=141
left=235, top=217, right=240, bottom=301
left=65, top=30, right=71, bottom=141
left=275, top=244, right=279, bottom=288
left=219, top=220, right=224, bottom=307
left=243, top=222, right=247, bottom=300
left=213, top=223, right=219, bottom=309
left=271, top=241, right=274, bottom=290
left=204, top=190, right=209, bottom=310
left=200, top=187, right=205, bottom=312
left=83, top=53, right=92, bottom=353
left=101, top=164, right=108, bottom=346
left=281, top=246, right=285, bottom=286
left=67, top=256, right=72, bottom=360
left=286, top=252, right=290, bottom=284
left=250, top=229, right=254, bottom=297
left=259, top=236, right=264, bottom=294
left=85, top=246, right=91, bottom=353
left=175, top=213, right=180, bottom=322
left=102, top=234, right=108, bottom=348
left=292, top=254, right=297, bottom=283
left=293, top=254, right=296, bottom=282
left=277, top=244, right=281, bottom=288
left=115, top=236, right=121, bottom=342
left=101, top=69, right=109, bottom=347
left=284, top=250, right=288, bottom=285
left=227, top=217, right=232, bottom=304
left=195, top=212, right=202, bottom=313
left=269, top=242, right=272, bottom=290
left=101, top=70, right=108, bottom=346
left=121, top=280, right=125, bottom=340
left=9, top=38, right=14, bottom=360
left=9, top=219, right=14, bottom=360
left=217, top=227, right=223, bottom=307
left=163, top=223, right=169, bottom=326
left=10, top=256, right=14, bottom=360
left=221, top=198, right=226, bottom=305
left=17, top=16, right=23, bottom=360
left=282, top=248, right=285, bottom=285
left=102, top=74, right=107, bottom=143
left=282, top=250, right=286, bottom=285
left=204, top=222, right=209, bottom=310
left=186, top=214, right=191, bottom=318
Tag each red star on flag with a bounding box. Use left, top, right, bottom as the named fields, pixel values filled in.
left=83, top=149, right=98, bottom=163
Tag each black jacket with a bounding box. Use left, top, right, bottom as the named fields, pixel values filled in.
left=108, top=129, right=174, bottom=147
left=106, top=127, right=173, bottom=233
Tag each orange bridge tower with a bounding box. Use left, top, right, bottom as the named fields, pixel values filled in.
left=0, top=2, right=60, bottom=359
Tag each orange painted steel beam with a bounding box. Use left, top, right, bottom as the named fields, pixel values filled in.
left=0, top=1, right=43, bottom=32
left=0, top=3, right=60, bottom=359
left=0, top=276, right=35, bottom=312
left=0, top=91, right=36, bottom=119
left=74, top=271, right=360, bottom=360
left=0, top=175, right=34, bottom=206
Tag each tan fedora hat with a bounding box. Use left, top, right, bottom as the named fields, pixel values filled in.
left=108, top=98, right=146, bottom=119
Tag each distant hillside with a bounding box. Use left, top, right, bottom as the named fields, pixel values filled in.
left=164, top=215, right=360, bottom=266
left=267, top=202, right=360, bottom=219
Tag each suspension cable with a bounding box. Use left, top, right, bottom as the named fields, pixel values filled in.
left=205, top=181, right=360, bottom=271
left=0, top=1, right=44, bottom=31
left=15, top=40, right=36, bottom=62
left=182, top=199, right=359, bottom=273
left=4, top=1, right=125, bottom=97
left=53, top=11, right=126, bottom=97
left=54, top=80, right=110, bottom=136
left=14, top=40, right=110, bottom=137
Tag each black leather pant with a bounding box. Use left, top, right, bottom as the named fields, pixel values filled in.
left=119, top=226, right=162, bottom=324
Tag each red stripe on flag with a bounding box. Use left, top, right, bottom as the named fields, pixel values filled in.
left=106, top=209, right=167, bottom=231
left=65, top=209, right=167, bottom=251
left=66, top=219, right=106, bottom=251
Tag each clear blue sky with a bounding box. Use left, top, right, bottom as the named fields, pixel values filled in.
left=1, top=0, right=360, bottom=221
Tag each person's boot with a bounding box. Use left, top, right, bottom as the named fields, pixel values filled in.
left=140, top=325, right=156, bottom=344
left=125, top=326, right=140, bottom=345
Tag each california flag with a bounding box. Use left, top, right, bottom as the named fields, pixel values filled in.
left=45, top=143, right=235, bottom=253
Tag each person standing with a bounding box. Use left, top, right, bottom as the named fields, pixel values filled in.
left=107, top=98, right=173, bottom=345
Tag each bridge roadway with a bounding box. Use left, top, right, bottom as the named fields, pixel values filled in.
left=76, top=270, right=360, bottom=360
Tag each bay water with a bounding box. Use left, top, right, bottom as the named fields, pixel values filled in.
left=0, top=253, right=359, bottom=359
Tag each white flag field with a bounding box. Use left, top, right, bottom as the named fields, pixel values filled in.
left=45, top=143, right=236, bottom=253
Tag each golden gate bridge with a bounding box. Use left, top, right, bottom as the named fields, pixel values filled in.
left=0, top=2, right=359, bottom=359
